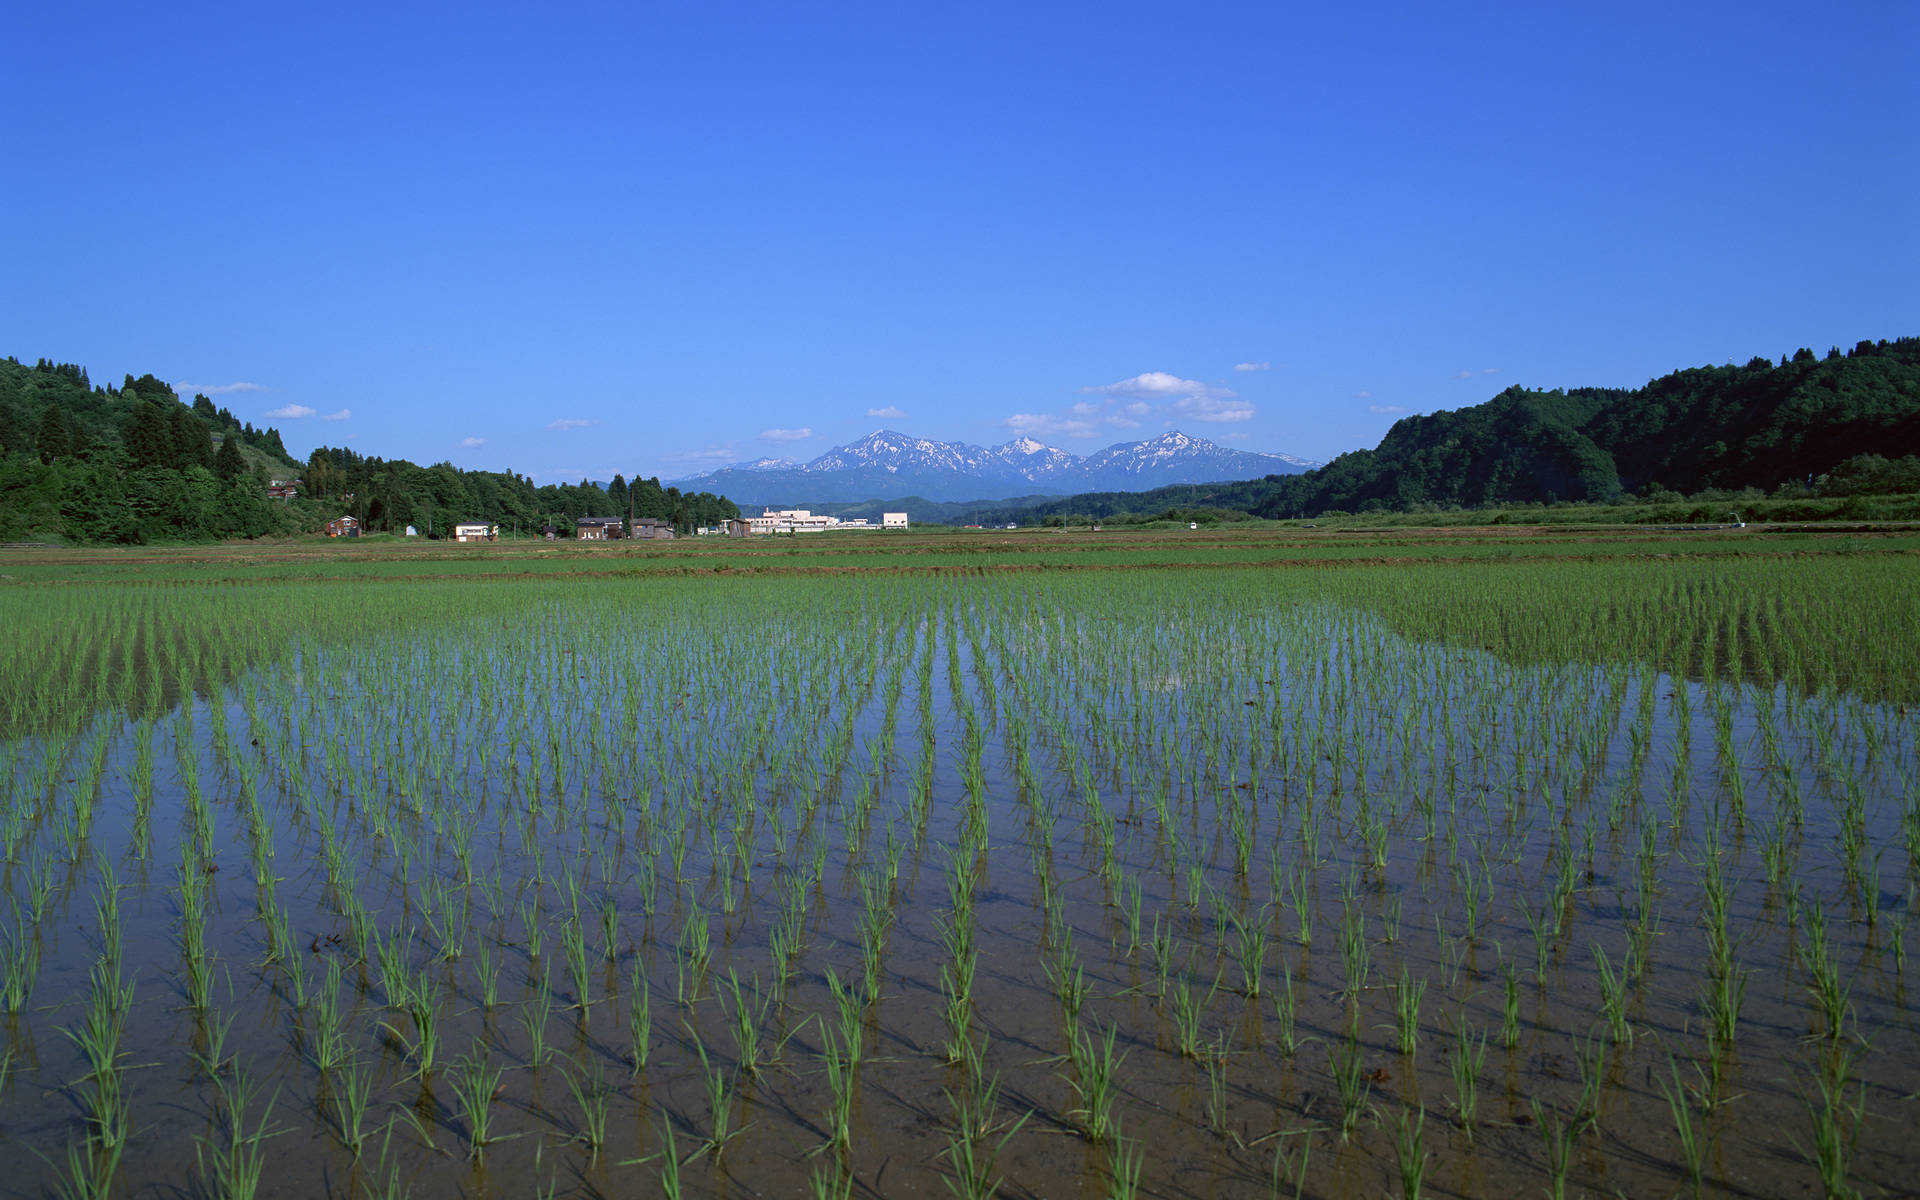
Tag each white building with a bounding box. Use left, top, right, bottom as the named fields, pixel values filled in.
left=756, top=508, right=839, bottom=533
left=882, top=512, right=909, bottom=529
left=453, top=522, right=496, bottom=542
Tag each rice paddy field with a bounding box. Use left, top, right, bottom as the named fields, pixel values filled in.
left=0, top=527, right=1916, bottom=1198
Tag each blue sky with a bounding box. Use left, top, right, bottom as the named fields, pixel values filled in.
left=5, top=1, right=1915, bottom=482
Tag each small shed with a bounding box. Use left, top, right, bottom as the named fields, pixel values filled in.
left=724, top=518, right=753, bottom=538
left=326, top=516, right=360, bottom=538
left=630, top=518, right=678, bottom=541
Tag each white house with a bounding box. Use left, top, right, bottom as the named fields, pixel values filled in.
left=453, top=522, right=496, bottom=542
left=882, top=512, right=909, bottom=529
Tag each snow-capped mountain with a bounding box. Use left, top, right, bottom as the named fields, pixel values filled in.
left=803, top=431, right=992, bottom=476
left=670, top=429, right=1318, bottom=505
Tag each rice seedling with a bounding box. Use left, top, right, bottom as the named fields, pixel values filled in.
left=562, top=1058, right=611, bottom=1159
left=521, top=967, right=554, bottom=1068
left=627, top=965, right=653, bottom=1075
left=196, top=1069, right=280, bottom=1200
left=1328, top=1018, right=1370, bottom=1143
left=1392, top=964, right=1424, bottom=1055
left=1500, top=953, right=1522, bottom=1049
left=328, top=1055, right=376, bottom=1157
left=1170, top=979, right=1205, bottom=1060
left=1530, top=1099, right=1575, bottom=1200
left=1592, top=944, right=1631, bottom=1045
left=1267, top=1131, right=1311, bottom=1200
left=1064, top=1020, right=1126, bottom=1142
left=1105, top=1128, right=1144, bottom=1200
left=451, top=1042, right=505, bottom=1157
left=1447, top=1014, right=1486, bottom=1136
left=1797, top=1047, right=1866, bottom=1200
left=1801, top=901, right=1852, bottom=1043
left=1572, top=1029, right=1606, bottom=1134
left=1658, top=1058, right=1705, bottom=1199
left=816, top=1019, right=857, bottom=1154
left=43, top=1134, right=122, bottom=1200
left=941, top=1065, right=1029, bottom=1200
left=691, top=1028, right=744, bottom=1160
left=1201, top=1033, right=1233, bottom=1137
left=1390, top=1104, right=1429, bottom=1200
left=810, top=1160, right=856, bottom=1200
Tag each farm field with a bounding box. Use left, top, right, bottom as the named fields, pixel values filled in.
left=0, top=528, right=1916, bottom=1198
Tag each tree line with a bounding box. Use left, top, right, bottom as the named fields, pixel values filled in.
left=303, top=446, right=739, bottom=537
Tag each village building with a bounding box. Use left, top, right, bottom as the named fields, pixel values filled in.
left=883, top=512, right=909, bottom=529
left=576, top=516, right=625, bottom=540
left=453, top=522, right=496, bottom=542
left=724, top=518, right=754, bottom=537
left=325, top=515, right=360, bottom=538
left=266, top=479, right=300, bottom=500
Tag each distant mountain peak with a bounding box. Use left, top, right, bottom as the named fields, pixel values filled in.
left=670, top=427, right=1319, bottom=506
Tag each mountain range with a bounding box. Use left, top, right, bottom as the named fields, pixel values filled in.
left=669, top=430, right=1318, bottom=505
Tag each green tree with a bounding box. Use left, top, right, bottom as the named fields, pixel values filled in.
left=36, top=404, right=72, bottom=463
left=213, top=434, right=245, bottom=481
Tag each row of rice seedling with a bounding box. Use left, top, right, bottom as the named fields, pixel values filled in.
left=0, top=554, right=1914, bottom=1196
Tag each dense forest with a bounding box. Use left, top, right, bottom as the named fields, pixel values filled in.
left=0, top=358, right=302, bottom=542
left=0, top=356, right=739, bottom=543
left=952, top=337, right=1920, bottom=525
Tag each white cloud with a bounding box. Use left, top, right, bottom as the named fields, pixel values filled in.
left=1454, top=370, right=1475, bottom=379
left=1483, top=367, right=1500, bottom=375
left=759, top=427, right=812, bottom=442
left=459, top=436, right=487, bottom=448
left=866, top=406, right=905, bottom=419
left=1369, top=404, right=1409, bottom=415
left=320, top=408, right=352, bottom=421
left=1005, top=412, right=1101, bottom=439
left=1017, top=370, right=1255, bottom=437
left=1084, top=371, right=1235, bottom=403
left=1233, top=362, right=1271, bottom=373
left=266, top=404, right=316, bottom=419
left=1355, top=390, right=1372, bottom=399
left=176, top=381, right=263, bottom=395
left=1172, top=394, right=1255, bottom=423
left=547, top=418, right=596, bottom=432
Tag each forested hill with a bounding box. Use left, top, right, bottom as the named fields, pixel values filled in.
left=0, top=357, right=304, bottom=542
left=954, top=337, right=1920, bottom=524
left=0, top=355, right=740, bottom=543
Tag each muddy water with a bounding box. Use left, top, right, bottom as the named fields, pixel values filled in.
left=0, top=593, right=1915, bottom=1199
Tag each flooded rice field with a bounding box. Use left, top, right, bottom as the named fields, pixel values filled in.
left=0, top=563, right=1916, bottom=1198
